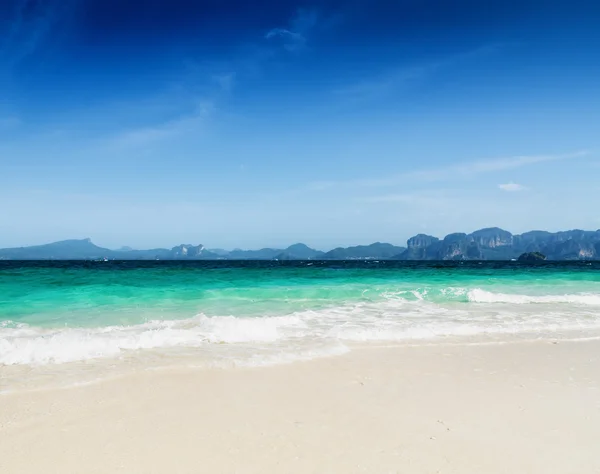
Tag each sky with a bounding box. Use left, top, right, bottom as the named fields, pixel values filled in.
left=1, top=0, right=599, bottom=250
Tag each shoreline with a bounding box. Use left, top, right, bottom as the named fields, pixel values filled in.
left=3, top=328, right=600, bottom=395
left=2, top=339, right=599, bottom=473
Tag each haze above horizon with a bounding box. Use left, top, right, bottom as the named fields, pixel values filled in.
left=2, top=0, right=599, bottom=249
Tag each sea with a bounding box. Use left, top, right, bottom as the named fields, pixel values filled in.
left=1, top=260, right=600, bottom=391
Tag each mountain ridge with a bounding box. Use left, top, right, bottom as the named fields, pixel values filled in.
left=1, top=227, right=600, bottom=260
left=393, top=227, right=600, bottom=261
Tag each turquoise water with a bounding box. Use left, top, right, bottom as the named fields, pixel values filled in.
left=2, top=261, right=600, bottom=367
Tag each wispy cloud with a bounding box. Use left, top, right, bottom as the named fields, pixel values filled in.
left=334, top=65, right=433, bottom=99
left=356, top=190, right=474, bottom=221
left=290, top=8, right=320, bottom=32
left=265, top=8, right=320, bottom=52
left=211, top=72, right=236, bottom=93
left=357, top=191, right=451, bottom=206
left=107, top=9, right=324, bottom=150
left=334, top=43, right=507, bottom=101
left=0, top=0, right=63, bottom=68
left=110, top=102, right=214, bottom=149
left=105, top=55, right=240, bottom=150
left=498, top=182, right=527, bottom=192
left=265, top=28, right=307, bottom=52
left=308, top=150, right=591, bottom=190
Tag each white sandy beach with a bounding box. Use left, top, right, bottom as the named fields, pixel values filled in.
left=1, top=339, right=599, bottom=474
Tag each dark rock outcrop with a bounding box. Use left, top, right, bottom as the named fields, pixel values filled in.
left=517, top=252, right=547, bottom=262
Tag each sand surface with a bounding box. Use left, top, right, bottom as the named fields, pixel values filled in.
left=1, top=340, right=600, bottom=473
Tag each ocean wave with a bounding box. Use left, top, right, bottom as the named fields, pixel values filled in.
left=467, top=289, right=600, bottom=305
left=0, top=314, right=308, bottom=365
left=3, top=291, right=600, bottom=366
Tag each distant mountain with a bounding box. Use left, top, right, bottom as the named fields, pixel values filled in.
left=322, top=242, right=406, bottom=260
left=2, top=229, right=600, bottom=260
left=399, top=234, right=441, bottom=260
left=169, top=244, right=219, bottom=259
left=227, top=248, right=283, bottom=260
left=112, top=248, right=171, bottom=260
left=275, top=243, right=324, bottom=260
left=229, top=243, right=324, bottom=260
left=207, top=248, right=230, bottom=257
left=394, top=228, right=600, bottom=260
left=0, top=240, right=218, bottom=260
left=0, top=238, right=110, bottom=260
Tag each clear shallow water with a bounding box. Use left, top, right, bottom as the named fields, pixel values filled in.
left=1, top=261, right=600, bottom=375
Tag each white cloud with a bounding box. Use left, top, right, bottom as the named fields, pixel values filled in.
left=334, top=43, right=508, bottom=101
left=498, top=182, right=526, bottom=192
left=333, top=65, right=431, bottom=99
left=265, top=8, right=320, bottom=52
left=308, top=150, right=590, bottom=190
left=1, top=0, right=61, bottom=67
left=110, top=101, right=214, bottom=149
left=357, top=190, right=458, bottom=209
left=265, top=28, right=305, bottom=42
left=106, top=9, right=323, bottom=150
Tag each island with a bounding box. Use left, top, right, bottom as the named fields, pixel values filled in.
left=517, top=252, right=547, bottom=262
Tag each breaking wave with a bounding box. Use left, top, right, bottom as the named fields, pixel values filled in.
left=3, top=287, right=600, bottom=366
left=467, top=289, right=600, bottom=305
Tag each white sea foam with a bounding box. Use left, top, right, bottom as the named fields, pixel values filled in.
left=0, top=315, right=306, bottom=365
left=3, top=290, right=600, bottom=366
left=468, top=289, right=600, bottom=305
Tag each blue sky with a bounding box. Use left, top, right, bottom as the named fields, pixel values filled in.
left=1, top=0, right=599, bottom=250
